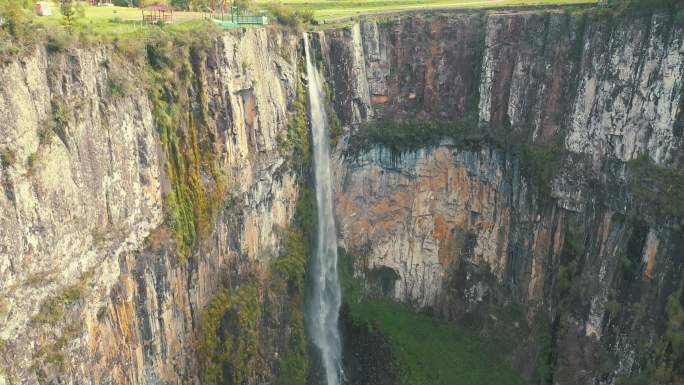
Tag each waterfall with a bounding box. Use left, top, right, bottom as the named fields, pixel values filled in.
left=303, top=33, right=343, bottom=385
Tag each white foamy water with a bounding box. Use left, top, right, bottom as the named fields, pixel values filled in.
left=303, top=33, right=343, bottom=385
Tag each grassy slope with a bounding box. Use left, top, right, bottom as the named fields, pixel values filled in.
left=348, top=299, right=530, bottom=385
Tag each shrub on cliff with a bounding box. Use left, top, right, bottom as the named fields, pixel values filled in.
left=266, top=2, right=314, bottom=30
left=628, top=156, right=684, bottom=229
left=0, top=0, right=36, bottom=55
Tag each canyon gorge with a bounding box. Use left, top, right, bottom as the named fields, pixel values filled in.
left=0, top=6, right=683, bottom=385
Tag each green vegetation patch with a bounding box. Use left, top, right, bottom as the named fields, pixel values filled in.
left=279, top=78, right=312, bottom=172
left=200, top=284, right=261, bottom=385
left=270, top=187, right=317, bottom=385
left=345, top=116, right=480, bottom=157
left=32, top=272, right=91, bottom=325
left=627, top=155, right=684, bottom=229
left=271, top=228, right=310, bottom=385
left=615, top=276, right=684, bottom=385
left=347, top=117, right=565, bottom=198
left=145, top=32, right=226, bottom=261
left=339, top=250, right=530, bottom=385
left=200, top=183, right=316, bottom=385
left=347, top=299, right=530, bottom=385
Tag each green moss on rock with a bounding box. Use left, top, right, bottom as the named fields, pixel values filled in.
left=145, top=36, right=225, bottom=262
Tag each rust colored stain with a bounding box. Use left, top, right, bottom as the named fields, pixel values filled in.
left=368, top=190, right=410, bottom=236
left=537, top=60, right=563, bottom=143
left=242, top=91, right=256, bottom=130
left=423, top=18, right=444, bottom=110
left=433, top=215, right=456, bottom=267
left=489, top=18, right=520, bottom=129
left=644, top=237, right=659, bottom=280
left=371, top=95, right=390, bottom=104
left=337, top=193, right=372, bottom=248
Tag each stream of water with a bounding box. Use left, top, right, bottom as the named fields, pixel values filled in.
left=303, top=33, right=343, bottom=385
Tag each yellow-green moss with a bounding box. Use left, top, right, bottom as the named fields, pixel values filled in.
left=279, top=58, right=311, bottom=171
left=272, top=186, right=316, bottom=384
left=32, top=282, right=84, bottom=325
left=146, top=35, right=226, bottom=262
left=199, top=185, right=315, bottom=385
left=200, top=284, right=260, bottom=385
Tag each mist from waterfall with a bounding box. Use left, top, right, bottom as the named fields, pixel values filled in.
left=303, top=33, right=343, bottom=385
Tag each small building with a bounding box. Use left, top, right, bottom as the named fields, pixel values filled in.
left=34, top=2, right=53, bottom=16
left=142, top=4, right=174, bottom=25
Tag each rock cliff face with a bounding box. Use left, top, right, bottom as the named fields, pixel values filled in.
left=325, top=13, right=683, bottom=165
left=0, top=28, right=301, bottom=384
left=323, top=11, right=684, bottom=384
left=1, top=9, right=683, bottom=385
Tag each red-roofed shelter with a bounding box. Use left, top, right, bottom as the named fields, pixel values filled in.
left=142, top=4, right=174, bottom=25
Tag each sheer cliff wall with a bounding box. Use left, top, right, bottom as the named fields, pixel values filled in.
left=322, top=11, right=684, bottom=384
left=0, top=28, right=303, bottom=385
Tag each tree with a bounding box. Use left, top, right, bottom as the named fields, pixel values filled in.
left=60, top=0, right=83, bottom=33
left=235, top=0, right=255, bottom=12
left=0, top=0, right=33, bottom=38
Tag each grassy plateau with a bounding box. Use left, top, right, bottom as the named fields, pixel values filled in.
left=256, top=0, right=596, bottom=21
left=28, top=0, right=597, bottom=36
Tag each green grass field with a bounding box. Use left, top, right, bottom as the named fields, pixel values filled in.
left=256, top=0, right=596, bottom=20
left=32, top=0, right=596, bottom=34
left=348, top=299, right=530, bottom=385
left=31, top=3, right=208, bottom=36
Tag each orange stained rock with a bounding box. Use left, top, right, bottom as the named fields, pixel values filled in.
left=336, top=193, right=371, bottom=248
left=644, top=233, right=659, bottom=280
left=242, top=92, right=256, bottom=130
left=433, top=215, right=456, bottom=267
left=371, top=95, right=389, bottom=104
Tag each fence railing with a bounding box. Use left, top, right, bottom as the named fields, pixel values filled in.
left=215, top=15, right=268, bottom=25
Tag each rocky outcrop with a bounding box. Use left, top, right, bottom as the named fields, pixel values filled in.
left=0, top=28, right=301, bottom=385
left=323, top=11, right=684, bottom=385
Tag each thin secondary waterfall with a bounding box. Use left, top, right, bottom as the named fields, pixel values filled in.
left=303, top=33, right=343, bottom=385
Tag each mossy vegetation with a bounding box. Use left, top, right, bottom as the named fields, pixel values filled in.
left=345, top=298, right=530, bottom=385
left=339, top=251, right=530, bottom=385
left=28, top=272, right=91, bottom=379
left=627, top=155, right=684, bottom=230
left=347, top=116, right=565, bottom=198
left=200, top=284, right=261, bottom=385
left=144, top=31, right=226, bottom=261
left=279, top=70, right=312, bottom=172
left=615, top=275, right=684, bottom=385
left=199, top=194, right=315, bottom=385
left=32, top=283, right=83, bottom=325
left=346, top=116, right=480, bottom=158
left=0, top=148, right=16, bottom=168
left=518, top=138, right=564, bottom=198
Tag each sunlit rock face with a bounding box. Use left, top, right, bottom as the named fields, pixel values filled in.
left=0, top=28, right=301, bottom=385
left=323, top=12, right=684, bottom=385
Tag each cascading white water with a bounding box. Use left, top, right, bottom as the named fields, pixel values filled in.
left=303, top=33, right=343, bottom=385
